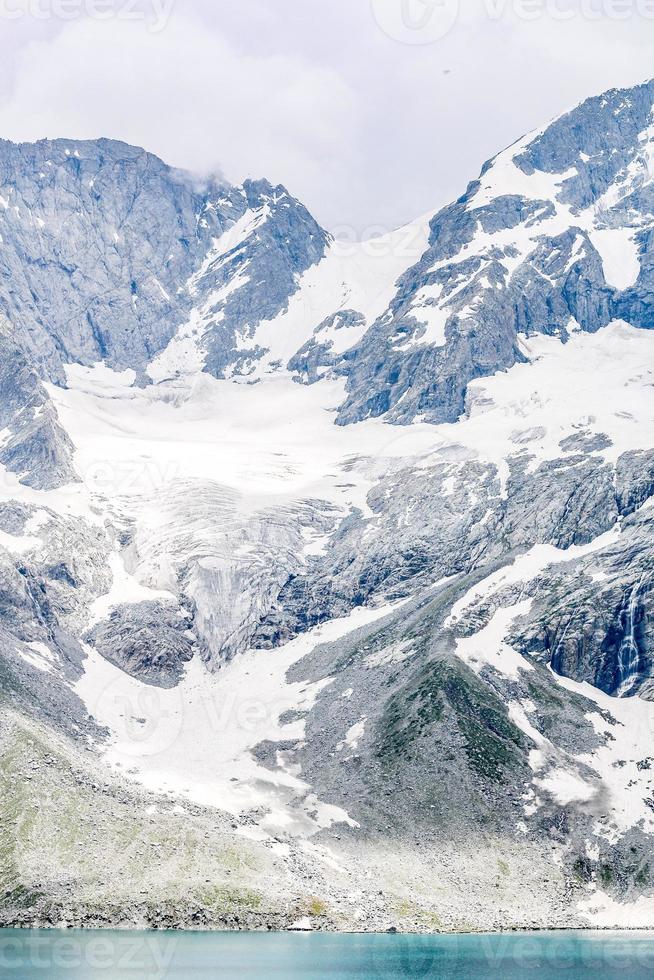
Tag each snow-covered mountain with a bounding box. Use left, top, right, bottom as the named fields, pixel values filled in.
left=1, top=80, right=654, bottom=933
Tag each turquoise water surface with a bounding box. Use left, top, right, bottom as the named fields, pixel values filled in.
left=1, top=929, right=654, bottom=978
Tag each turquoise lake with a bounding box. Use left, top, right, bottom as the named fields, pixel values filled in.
left=1, top=929, right=654, bottom=978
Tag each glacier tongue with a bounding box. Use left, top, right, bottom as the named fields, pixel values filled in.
left=47, top=361, right=440, bottom=665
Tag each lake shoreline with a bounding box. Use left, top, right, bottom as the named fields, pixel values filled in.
left=2, top=922, right=654, bottom=935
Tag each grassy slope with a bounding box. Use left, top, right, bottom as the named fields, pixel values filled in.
left=0, top=708, right=297, bottom=929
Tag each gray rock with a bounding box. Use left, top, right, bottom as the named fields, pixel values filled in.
left=0, top=317, right=76, bottom=488
left=86, top=600, right=196, bottom=687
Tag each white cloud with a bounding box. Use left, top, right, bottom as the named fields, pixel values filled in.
left=0, top=8, right=359, bottom=225
left=0, top=0, right=652, bottom=231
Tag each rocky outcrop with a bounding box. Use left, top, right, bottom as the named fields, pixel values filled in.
left=0, top=318, right=76, bottom=489
left=85, top=600, right=197, bottom=688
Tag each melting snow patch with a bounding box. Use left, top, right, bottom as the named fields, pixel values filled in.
left=536, top=769, right=596, bottom=806
left=365, top=638, right=414, bottom=669
left=578, top=891, right=654, bottom=928
left=18, top=642, right=57, bottom=675
left=337, top=718, right=366, bottom=753
left=288, top=917, right=313, bottom=931
left=590, top=228, right=641, bottom=289
left=0, top=528, right=41, bottom=555
left=454, top=600, right=534, bottom=680
left=447, top=529, right=619, bottom=628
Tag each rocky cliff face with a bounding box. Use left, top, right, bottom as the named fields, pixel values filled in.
left=0, top=319, right=77, bottom=490
left=1, top=81, right=654, bottom=932
left=0, top=138, right=328, bottom=384
left=337, top=80, right=654, bottom=424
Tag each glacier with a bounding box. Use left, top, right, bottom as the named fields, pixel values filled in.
left=0, top=79, right=654, bottom=933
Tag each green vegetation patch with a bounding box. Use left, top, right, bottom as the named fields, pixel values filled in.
left=635, top=863, right=650, bottom=886
left=307, top=896, right=327, bottom=916
left=377, top=659, right=526, bottom=781
left=195, top=884, right=263, bottom=914
left=527, top=681, right=564, bottom=710
left=395, top=898, right=443, bottom=929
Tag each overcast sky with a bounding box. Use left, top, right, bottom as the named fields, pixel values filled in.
left=0, top=0, right=653, bottom=233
